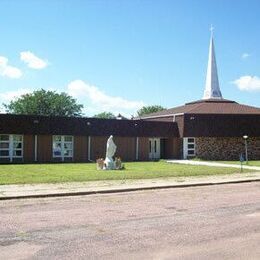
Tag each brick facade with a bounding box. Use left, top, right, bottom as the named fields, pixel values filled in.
left=195, top=137, right=260, bottom=160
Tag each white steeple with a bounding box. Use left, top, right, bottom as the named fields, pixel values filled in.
left=203, top=26, right=223, bottom=99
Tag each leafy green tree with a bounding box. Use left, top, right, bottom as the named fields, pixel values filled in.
left=94, top=112, right=116, bottom=119
left=4, top=89, right=83, bottom=117
left=137, top=105, right=165, bottom=116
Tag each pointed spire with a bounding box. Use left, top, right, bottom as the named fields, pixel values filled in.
left=203, top=27, right=223, bottom=99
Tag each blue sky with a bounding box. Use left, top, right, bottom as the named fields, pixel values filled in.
left=0, top=0, right=260, bottom=116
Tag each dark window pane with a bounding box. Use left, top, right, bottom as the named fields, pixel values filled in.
left=64, top=143, right=72, bottom=150
left=54, top=151, right=61, bottom=156
left=0, top=135, right=9, bottom=141
left=13, top=135, right=22, bottom=142
left=64, top=150, right=73, bottom=157
left=53, top=136, right=61, bottom=142
left=0, top=143, right=9, bottom=149
left=64, top=136, right=73, bottom=142
left=188, top=150, right=195, bottom=155
left=13, top=142, right=22, bottom=149
left=188, top=138, right=194, bottom=143
left=13, top=150, right=22, bottom=157
left=53, top=143, right=62, bottom=156
left=0, top=150, right=9, bottom=156
left=188, top=144, right=194, bottom=149
left=53, top=150, right=62, bottom=156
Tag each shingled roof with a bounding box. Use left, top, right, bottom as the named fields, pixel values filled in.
left=139, top=99, right=260, bottom=118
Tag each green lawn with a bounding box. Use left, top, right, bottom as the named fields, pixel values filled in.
left=0, top=161, right=253, bottom=185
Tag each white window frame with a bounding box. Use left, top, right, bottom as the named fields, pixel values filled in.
left=183, top=137, right=196, bottom=159
left=0, top=135, right=10, bottom=159
left=52, top=135, right=74, bottom=161
left=0, top=134, right=23, bottom=162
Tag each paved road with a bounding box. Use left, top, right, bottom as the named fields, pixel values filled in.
left=0, top=183, right=260, bottom=260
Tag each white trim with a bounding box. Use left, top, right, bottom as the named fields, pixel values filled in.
left=136, top=137, right=139, bottom=160
left=88, top=136, right=91, bottom=161
left=183, top=138, right=187, bottom=159
left=172, top=113, right=185, bottom=117
left=183, top=137, right=196, bottom=159
left=34, top=135, right=38, bottom=162
left=139, top=113, right=184, bottom=120
left=10, top=135, right=13, bottom=162
left=0, top=135, right=10, bottom=159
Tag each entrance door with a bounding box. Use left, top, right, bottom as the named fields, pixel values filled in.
left=149, top=138, right=160, bottom=160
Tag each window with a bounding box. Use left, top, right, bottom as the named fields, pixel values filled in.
left=0, top=135, right=23, bottom=161
left=188, top=138, right=195, bottom=143
left=0, top=135, right=10, bottom=158
left=183, top=137, right=195, bottom=159
left=188, top=150, right=195, bottom=155
left=13, top=135, right=23, bottom=157
left=53, top=135, right=73, bottom=160
left=186, top=138, right=195, bottom=156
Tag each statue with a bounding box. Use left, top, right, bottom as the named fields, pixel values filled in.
left=104, top=135, right=117, bottom=170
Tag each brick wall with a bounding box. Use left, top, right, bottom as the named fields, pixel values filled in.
left=196, top=137, right=260, bottom=160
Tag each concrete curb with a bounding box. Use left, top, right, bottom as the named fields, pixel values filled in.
left=1, top=178, right=260, bottom=201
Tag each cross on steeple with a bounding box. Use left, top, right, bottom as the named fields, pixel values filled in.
left=210, top=24, right=214, bottom=36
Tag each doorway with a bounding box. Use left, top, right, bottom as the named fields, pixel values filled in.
left=149, top=138, right=160, bottom=160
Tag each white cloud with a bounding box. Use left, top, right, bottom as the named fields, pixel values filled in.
left=67, top=80, right=145, bottom=115
left=241, top=53, right=250, bottom=59
left=233, top=75, right=260, bottom=91
left=0, top=56, right=22, bottom=78
left=0, top=89, right=32, bottom=103
left=20, top=51, right=48, bottom=69
left=0, top=81, right=145, bottom=116
left=0, top=88, right=32, bottom=113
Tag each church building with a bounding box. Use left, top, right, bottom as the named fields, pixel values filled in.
left=138, top=32, right=260, bottom=160
left=0, top=32, right=260, bottom=163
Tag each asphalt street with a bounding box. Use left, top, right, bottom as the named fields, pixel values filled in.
left=0, top=182, right=260, bottom=259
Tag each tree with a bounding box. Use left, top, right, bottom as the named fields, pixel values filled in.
left=94, top=112, right=116, bottom=119
left=4, top=89, right=83, bottom=117
left=137, top=105, right=165, bottom=116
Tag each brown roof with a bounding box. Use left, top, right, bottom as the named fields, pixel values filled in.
left=0, top=114, right=179, bottom=137
left=139, top=99, right=260, bottom=118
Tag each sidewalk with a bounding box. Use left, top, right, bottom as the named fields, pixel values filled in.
left=167, top=160, right=260, bottom=171
left=1, top=172, right=260, bottom=200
